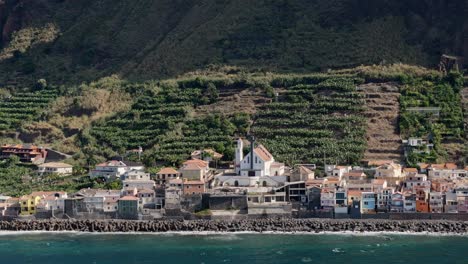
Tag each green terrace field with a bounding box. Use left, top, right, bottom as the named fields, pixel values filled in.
left=0, top=88, right=58, bottom=130
left=86, top=73, right=369, bottom=166
left=399, top=72, right=465, bottom=165
left=252, top=77, right=367, bottom=165
left=88, top=82, right=243, bottom=165
left=1, top=65, right=464, bottom=168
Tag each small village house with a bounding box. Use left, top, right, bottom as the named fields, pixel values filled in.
left=19, top=194, right=42, bottom=215
left=0, top=144, right=47, bottom=164
left=347, top=190, right=362, bottom=206
left=444, top=191, right=458, bottom=213
left=179, top=159, right=210, bottom=181
left=390, top=192, right=404, bottom=212
left=376, top=187, right=394, bottom=212
left=374, top=162, right=402, bottom=178
left=118, top=196, right=139, bottom=220
left=290, top=165, right=315, bottom=182
left=121, top=170, right=150, bottom=181
left=0, top=197, right=19, bottom=218
left=37, top=162, right=73, bottom=176
left=360, top=192, right=376, bottom=214
left=403, top=193, right=416, bottom=213
left=90, top=160, right=144, bottom=181
left=155, top=167, right=180, bottom=186
left=429, top=192, right=444, bottom=213
left=328, top=166, right=352, bottom=179
left=320, top=189, right=335, bottom=208
left=122, top=179, right=155, bottom=190
left=456, top=188, right=468, bottom=213
left=183, top=180, right=206, bottom=195
left=136, top=189, right=156, bottom=209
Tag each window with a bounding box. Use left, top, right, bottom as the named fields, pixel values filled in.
left=198, top=186, right=201, bottom=189
left=255, top=157, right=258, bottom=163
left=364, top=202, right=369, bottom=205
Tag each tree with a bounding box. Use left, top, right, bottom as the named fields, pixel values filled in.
left=204, top=83, right=219, bottom=104
left=35, top=79, right=48, bottom=91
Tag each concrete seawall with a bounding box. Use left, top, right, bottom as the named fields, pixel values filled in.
left=0, top=219, right=467, bottom=233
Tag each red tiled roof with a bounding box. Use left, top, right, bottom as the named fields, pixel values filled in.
left=183, top=159, right=209, bottom=168
left=419, top=163, right=430, bottom=169
left=254, top=145, right=273, bottom=162
left=403, top=168, right=418, bottom=172
left=348, top=190, right=362, bottom=196
left=157, top=167, right=179, bottom=174
left=445, top=163, right=458, bottom=170
left=181, top=163, right=204, bottom=171
left=335, top=166, right=349, bottom=169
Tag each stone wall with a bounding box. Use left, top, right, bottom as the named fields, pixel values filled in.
left=208, top=195, right=247, bottom=210
left=0, top=219, right=467, bottom=233
left=180, top=194, right=203, bottom=213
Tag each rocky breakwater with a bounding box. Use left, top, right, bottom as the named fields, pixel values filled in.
left=0, top=219, right=467, bottom=233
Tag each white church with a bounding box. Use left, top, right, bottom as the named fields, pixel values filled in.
left=215, top=138, right=287, bottom=187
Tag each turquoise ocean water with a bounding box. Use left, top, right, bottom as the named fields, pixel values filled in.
left=0, top=232, right=467, bottom=264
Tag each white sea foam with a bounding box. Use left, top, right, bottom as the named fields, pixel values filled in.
left=0, top=230, right=466, bottom=236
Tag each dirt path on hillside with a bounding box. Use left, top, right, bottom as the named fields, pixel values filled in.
left=358, top=83, right=402, bottom=161
left=193, top=88, right=269, bottom=117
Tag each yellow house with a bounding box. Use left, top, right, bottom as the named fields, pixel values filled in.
left=19, top=195, right=42, bottom=215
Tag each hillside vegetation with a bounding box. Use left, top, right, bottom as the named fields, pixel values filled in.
left=0, top=64, right=465, bottom=168
left=1, top=0, right=467, bottom=86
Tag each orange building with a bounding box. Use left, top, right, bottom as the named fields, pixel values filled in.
left=416, top=200, right=430, bottom=213
left=1, top=144, right=47, bottom=163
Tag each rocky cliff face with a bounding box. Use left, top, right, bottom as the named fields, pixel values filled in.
left=0, top=0, right=467, bottom=83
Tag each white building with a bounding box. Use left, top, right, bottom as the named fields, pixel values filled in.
left=429, top=192, right=444, bottom=213
left=75, top=189, right=121, bottom=212
left=404, top=174, right=430, bottom=191
left=429, top=169, right=467, bottom=180
left=121, top=170, right=150, bottom=181
left=237, top=138, right=284, bottom=177
left=216, top=138, right=287, bottom=188
left=89, top=160, right=144, bottom=180
left=122, top=179, right=155, bottom=190
left=320, top=190, right=335, bottom=208
left=37, top=162, right=73, bottom=176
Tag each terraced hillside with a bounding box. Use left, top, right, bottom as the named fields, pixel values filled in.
left=0, top=87, right=58, bottom=131
left=79, top=73, right=369, bottom=166
left=358, top=83, right=402, bottom=162
left=251, top=77, right=367, bottom=165
left=0, top=65, right=464, bottom=167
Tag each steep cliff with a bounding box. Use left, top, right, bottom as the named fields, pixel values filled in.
left=0, top=0, right=467, bottom=84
